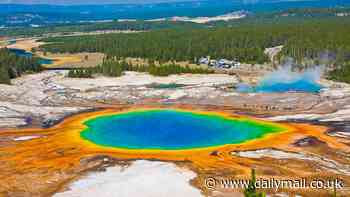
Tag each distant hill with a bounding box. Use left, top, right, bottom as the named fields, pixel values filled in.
left=0, top=0, right=349, bottom=27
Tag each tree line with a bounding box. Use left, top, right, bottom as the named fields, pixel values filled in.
left=40, top=18, right=350, bottom=67
left=67, top=59, right=213, bottom=78
left=0, top=49, right=42, bottom=84
left=39, top=18, right=350, bottom=83
left=277, top=18, right=350, bottom=66
left=40, top=27, right=272, bottom=64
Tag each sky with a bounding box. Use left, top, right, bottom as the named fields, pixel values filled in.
left=0, top=0, right=203, bottom=4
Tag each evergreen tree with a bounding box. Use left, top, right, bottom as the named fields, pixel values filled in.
left=244, top=169, right=266, bottom=197
left=0, top=66, right=11, bottom=84
left=40, top=18, right=350, bottom=67
left=0, top=49, right=42, bottom=84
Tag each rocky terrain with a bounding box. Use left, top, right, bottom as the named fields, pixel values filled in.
left=1, top=70, right=350, bottom=129
left=1, top=70, right=350, bottom=197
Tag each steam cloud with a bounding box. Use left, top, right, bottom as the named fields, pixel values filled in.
left=237, top=60, right=324, bottom=93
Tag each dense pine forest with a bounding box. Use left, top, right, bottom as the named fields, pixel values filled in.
left=40, top=18, right=350, bottom=66
left=0, top=49, right=42, bottom=84
left=40, top=26, right=275, bottom=64
left=68, top=59, right=214, bottom=78
left=3, top=12, right=350, bottom=83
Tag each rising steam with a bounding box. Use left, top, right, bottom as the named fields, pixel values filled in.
left=237, top=60, right=324, bottom=93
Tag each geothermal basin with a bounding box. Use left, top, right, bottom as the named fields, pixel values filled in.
left=2, top=106, right=349, bottom=197
left=237, top=66, right=324, bottom=93
left=80, top=109, right=286, bottom=150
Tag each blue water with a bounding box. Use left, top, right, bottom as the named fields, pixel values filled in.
left=9, top=48, right=53, bottom=65
left=237, top=78, right=322, bottom=93
left=256, top=78, right=322, bottom=93
left=80, top=110, right=283, bottom=150
left=237, top=65, right=324, bottom=94
left=9, top=48, right=33, bottom=58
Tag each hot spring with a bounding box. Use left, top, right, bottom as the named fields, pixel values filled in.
left=237, top=66, right=323, bottom=93
left=80, top=109, right=285, bottom=150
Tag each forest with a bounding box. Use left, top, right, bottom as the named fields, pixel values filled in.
left=68, top=59, right=213, bottom=78
left=40, top=18, right=350, bottom=67
left=3, top=15, right=350, bottom=83
left=40, top=26, right=274, bottom=64
left=0, top=49, right=42, bottom=84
